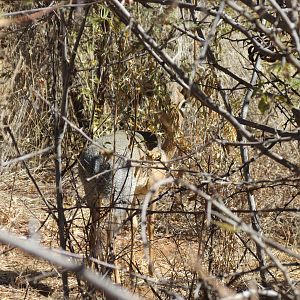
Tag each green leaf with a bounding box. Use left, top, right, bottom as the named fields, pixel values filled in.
left=212, top=221, right=239, bottom=233
left=258, top=95, right=270, bottom=114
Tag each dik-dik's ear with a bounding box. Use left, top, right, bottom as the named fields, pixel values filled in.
left=166, top=82, right=190, bottom=116
left=166, top=82, right=185, bottom=107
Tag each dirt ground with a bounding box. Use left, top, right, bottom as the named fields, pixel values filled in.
left=0, top=168, right=299, bottom=299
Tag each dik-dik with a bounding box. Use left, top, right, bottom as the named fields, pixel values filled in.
left=79, top=131, right=165, bottom=274
left=79, top=82, right=186, bottom=279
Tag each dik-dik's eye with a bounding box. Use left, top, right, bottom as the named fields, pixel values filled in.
left=178, top=100, right=189, bottom=115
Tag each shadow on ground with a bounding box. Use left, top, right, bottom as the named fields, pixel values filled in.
left=0, top=269, right=53, bottom=297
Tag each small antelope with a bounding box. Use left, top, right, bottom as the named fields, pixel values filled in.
left=79, top=82, right=186, bottom=280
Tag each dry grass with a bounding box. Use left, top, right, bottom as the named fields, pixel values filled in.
left=0, top=1, right=299, bottom=299
left=0, top=148, right=299, bottom=299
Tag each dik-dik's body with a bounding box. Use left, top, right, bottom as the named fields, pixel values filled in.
left=79, top=131, right=145, bottom=223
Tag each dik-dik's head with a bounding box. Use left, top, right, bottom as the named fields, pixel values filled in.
left=158, top=82, right=187, bottom=159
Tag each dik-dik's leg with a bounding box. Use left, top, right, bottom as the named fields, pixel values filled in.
left=106, top=201, right=137, bottom=284
left=127, top=197, right=140, bottom=278
left=148, top=201, right=156, bottom=276
left=89, top=204, right=105, bottom=271
left=106, top=213, right=121, bottom=283
left=139, top=193, right=157, bottom=276
left=87, top=193, right=111, bottom=276
left=141, top=177, right=171, bottom=276
left=108, top=197, right=143, bottom=282
left=89, top=204, right=122, bottom=284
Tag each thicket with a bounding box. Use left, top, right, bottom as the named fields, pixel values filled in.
left=0, top=1, right=299, bottom=299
